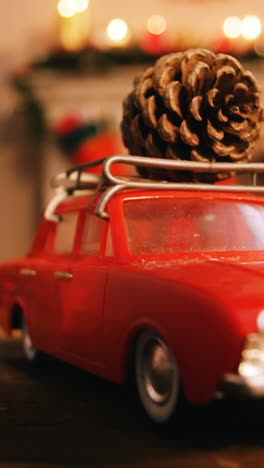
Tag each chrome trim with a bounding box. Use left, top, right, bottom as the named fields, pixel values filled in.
left=103, top=155, right=264, bottom=178
left=95, top=184, right=126, bottom=220
left=143, top=338, right=175, bottom=405
left=222, top=333, right=264, bottom=398
left=19, top=268, right=36, bottom=277
left=46, top=154, right=264, bottom=222
left=51, top=171, right=101, bottom=189
left=44, top=188, right=68, bottom=223
left=222, top=372, right=264, bottom=398
left=54, top=271, right=73, bottom=280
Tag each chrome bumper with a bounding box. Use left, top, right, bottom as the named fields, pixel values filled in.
left=222, top=373, right=264, bottom=397
left=221, top=333, right=264, bottom=398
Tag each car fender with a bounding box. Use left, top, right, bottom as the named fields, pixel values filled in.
left=101, top=267, right=244, bottom=404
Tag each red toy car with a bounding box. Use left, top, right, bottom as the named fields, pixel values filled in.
left=1, top=155, right=264, bottom=425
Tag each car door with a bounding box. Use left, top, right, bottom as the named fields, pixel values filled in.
left=28, top=210, right=80, bottom=354
left=59, top=211, right=111, bottom=365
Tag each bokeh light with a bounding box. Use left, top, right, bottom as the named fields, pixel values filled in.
left=75, top=0, right=89, bottom=13
left=58, top=0, right=76, bottom=18
left=147, top=15, right=167, bottom=35
left=107, top=19, right=128, bottom=42
left=241, top=15, right=262, bottom=40
left=223, top=16, right=241, bottom=39
left=57, top=0, right=89, bottom=18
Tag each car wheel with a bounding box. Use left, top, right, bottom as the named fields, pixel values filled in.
left=22, top=317, right=39, bottom=362
left=135, top=330, right=180, bottom=425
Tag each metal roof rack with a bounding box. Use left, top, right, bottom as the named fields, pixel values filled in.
left=45, top=155, right=264, bottom=222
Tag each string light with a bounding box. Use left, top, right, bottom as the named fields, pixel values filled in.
left=58, top=0, right=75, bottom=18
left=58, top=0, right=90, bottom=50
left=57, top=0, right=89, bottom=18
left=75, top=0, right=89, bottom=13
left=241, top=15, right=262, bottom=40
left=147, top=15, right=167, bottom=35
left=223, top=17, right=241, bottom=39
left=107, top=19, right=128, bottom=43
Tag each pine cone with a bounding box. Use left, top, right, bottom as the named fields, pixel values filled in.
left=121, top=49, right=264, bottom=182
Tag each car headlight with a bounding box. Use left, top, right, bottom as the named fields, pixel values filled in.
left=257, top=309, right=264, bottom=333
left=238, top=333, right=264, bottom=380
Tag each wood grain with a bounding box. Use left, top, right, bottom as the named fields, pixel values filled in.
left=0, top=332, right=264, bottom=468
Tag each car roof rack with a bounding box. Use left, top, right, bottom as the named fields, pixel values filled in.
left=45, top=154, right=264, bottom=222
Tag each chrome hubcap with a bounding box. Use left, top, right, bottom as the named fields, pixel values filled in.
left=23, top=324, right=37, bottom=360
left=144, top=340, right=174, bottom=405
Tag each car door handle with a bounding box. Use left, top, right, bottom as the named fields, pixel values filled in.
left=54, top=271, right=72, bottom=280
left=19, top=268, right=37, bottom=276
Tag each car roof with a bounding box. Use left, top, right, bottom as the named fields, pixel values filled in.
left=46, top=155, right=264, bottom=222
left=54, top=188, right=264, bottom=214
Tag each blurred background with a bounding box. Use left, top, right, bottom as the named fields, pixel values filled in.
left=1, top=0, right=264, bottom=261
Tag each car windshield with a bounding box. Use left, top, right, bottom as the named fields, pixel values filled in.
left=123, top=197, right=264, bottom=255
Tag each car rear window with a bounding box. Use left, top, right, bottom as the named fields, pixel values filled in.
left=123, top=198, right=264, bottom=255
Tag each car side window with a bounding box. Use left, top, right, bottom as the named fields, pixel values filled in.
left=80, top=214, right=106, bottom=256
left=54, top=212, right=79, bottom=255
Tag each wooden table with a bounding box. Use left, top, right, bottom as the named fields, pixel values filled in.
left=0, top=331, right=264, bottom=468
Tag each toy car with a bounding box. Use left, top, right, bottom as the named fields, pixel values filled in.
left=1, top=154, right=264, bottom=425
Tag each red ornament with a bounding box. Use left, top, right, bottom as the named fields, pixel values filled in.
left=73, top=132, right=133, bottom=176
left=53, top=114, right=83, bottom=135
left=140, top=32, right=168, bottom=55
left=214, top=36, right=234, bottom=54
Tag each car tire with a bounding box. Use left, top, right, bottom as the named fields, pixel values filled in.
left=135, top=330, right=181, bottom=425
left=22, top=317, right=40, bottom=363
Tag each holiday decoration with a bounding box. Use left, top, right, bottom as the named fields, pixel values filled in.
left=72, top=132, right=123, bottom=171
left=31, top=45, right=165, bottom=74
left=3, top=153, right=264, bottom=426
left=53, top=114, right=128, bottom=175
left=14, top=42, right=263, bottom=78
left=140, top=31, right=168, bottom=55
left=53, top=114, right=101, bottom=155
left=121, top=49, right=264, bottom=181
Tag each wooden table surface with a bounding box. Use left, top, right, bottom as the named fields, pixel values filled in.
left=0, top=330, right=264, bottom=468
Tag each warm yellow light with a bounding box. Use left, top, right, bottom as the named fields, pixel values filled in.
left=241, top=15, right=262, bottom=40
left=223, top=16, right=241, bottom=39
left=239, top=362, right=260, bottom=378
left=58, top=0, right=76, bottom=18
left=75, top=0, right=89, bottom=13
left=57, top=0, right=89, bottom=18
left=107, top=19, right=128, bottom=42
left=147, top=15, right=167, bottom=35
